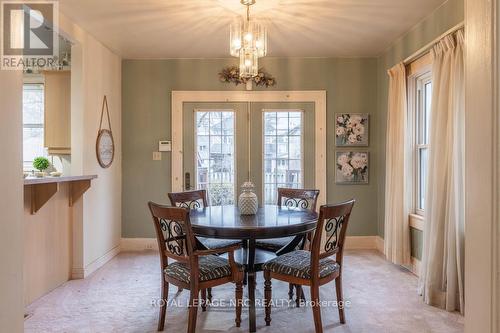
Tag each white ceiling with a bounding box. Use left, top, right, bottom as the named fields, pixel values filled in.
left=58, top=0, right=447, bottom=59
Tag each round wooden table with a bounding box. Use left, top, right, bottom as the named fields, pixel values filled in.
left=189, top=205, right=318, bottom=332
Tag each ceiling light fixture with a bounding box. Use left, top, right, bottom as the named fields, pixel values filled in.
left=230, top=0, right=267, bottom=78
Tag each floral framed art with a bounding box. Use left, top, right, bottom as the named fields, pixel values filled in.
left=335, top=151, right=369, bottom=184
left=335, top=113, right=369, bottom=146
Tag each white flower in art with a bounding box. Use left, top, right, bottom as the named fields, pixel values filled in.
left=351, top=153, right=367, bottom=169
left=348, top=134, right=358, bottom=143
left=347, top=115, right=361, bottom=128
left=353, top=124, right=365, bottom=135
left=341, top=163, right=354, bottom=177
left=337, top=116, right=345, bottom=124
left=336, top=126, right=346, bottom=136
left=337, top=154, right=349, bottom=166
left=350, top=115, right=363, bottom=124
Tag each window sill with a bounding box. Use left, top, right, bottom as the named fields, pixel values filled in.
left=409, top=213, right=424, bottom=231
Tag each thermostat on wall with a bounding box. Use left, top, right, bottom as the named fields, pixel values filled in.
left=159, top=140, right=172, bottom=152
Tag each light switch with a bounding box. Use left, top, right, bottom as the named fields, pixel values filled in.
left=153, top=152, right=162, bottom=161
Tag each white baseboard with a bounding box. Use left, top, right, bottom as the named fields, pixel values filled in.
left=121, top=238, right=158, bottom=251
left=122, top=236, right=385, bottom=253
left=72, top=244, right=121, bottom=279
left=344, top=236, right=382, bottom=251
left=375, top=236, right=384, bottom=254
left=410, top=257, right=421, bottom=276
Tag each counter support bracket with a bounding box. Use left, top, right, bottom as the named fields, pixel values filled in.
left=29, top=183, right=59, bottom=215
left=69, top=180, right=92, bottom=207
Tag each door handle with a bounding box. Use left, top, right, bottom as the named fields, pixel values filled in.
left=184, top=172, right=191, bottom=190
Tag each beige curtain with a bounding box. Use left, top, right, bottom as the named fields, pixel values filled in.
left=419, top=30, right=465, bottom=314
left=384, top=63, right=411, bottom=266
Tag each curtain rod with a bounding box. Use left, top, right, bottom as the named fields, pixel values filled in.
left=403, top=22, right=464, bottom=65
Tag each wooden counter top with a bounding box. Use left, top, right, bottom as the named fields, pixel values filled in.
left=24, top=175, right=97, bottom=185
left=24, top=175, right=98, bottom=214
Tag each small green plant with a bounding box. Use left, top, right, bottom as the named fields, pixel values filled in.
left=33, top=157, right=50, bottom=172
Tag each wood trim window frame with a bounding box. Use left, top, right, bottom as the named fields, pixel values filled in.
left=407, top=54, right=432, bottom=221
left=171, top=91, right=327, bottom=206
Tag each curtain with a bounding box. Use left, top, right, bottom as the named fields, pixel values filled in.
left=419, top=30, right=465, bottom=314
left=384, top=63, right=411, bottom=266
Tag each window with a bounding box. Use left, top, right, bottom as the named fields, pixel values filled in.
left=23, top=83, right=47, bottom=171
left=410, top=71, right=432, bottom=215
left=263, top=111, right=303, bottom=204
left=195, top=111, right=235, bottom=205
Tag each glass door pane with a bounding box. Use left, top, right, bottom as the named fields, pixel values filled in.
left=195, top=111, right=235, bottom=205
left=263, top=111, right=303, bottom=204
left=250, top=102, right=315, bottom=206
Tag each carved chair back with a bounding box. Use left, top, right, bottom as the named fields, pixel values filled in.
left=277, top=188, right=320, bottom=212
left=148, top=202, right=198, bottom=269
left=168, top=189, right=208, bottom=210
left=310, top=200, right=355, bottom=278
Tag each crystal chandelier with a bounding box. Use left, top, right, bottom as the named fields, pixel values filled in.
left=229, top=0, right=267, bottom=78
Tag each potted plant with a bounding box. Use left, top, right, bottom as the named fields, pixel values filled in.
left=33, top=157, right=50, bottom=177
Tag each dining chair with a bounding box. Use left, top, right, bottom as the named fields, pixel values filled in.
left=256, top=188, right=320, bottom=252
left=262, top=199, right=355, bottom=333
left=168, top=190, right=242, bottom=250
left=148, top=202, right=244, bottom=333
left=168, top=189, right=243, bottom=298
left=256, top=188, right=320, bottom=302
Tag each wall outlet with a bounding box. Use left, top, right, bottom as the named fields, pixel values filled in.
left=145, top=243, right=154, bottom=250
left=153, top=152, right=162, bottom=161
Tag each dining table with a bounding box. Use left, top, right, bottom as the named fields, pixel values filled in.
left=189, top=204, right=318, bottom=332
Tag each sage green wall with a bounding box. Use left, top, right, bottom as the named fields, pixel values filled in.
left=376, top=0, right=464, bottom=257
left=122, top=57, right=379, bottom=238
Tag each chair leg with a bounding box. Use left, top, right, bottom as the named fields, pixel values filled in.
left=311, top=285, right=323, bottom=333
left=157, top=279, right=168, bottom=331
left=288, top=283, right=294, bottom=300
left=295, top=285, right=303, bottom=308
left=264, top=270, right=272, bottom=326
left=335, top=276, right=346, bottom=324
left=201, top=289, right=207, bottom=312
left=207, top=287, right=213, bottom=302
left=235, top=280, right=243, bottom=327
left=187, top=289, right=199, bottom=333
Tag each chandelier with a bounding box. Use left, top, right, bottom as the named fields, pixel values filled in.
left=229, top=0, right=267, bottom=78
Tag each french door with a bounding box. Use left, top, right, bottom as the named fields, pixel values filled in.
left=182, top=101, right=316, bottom=206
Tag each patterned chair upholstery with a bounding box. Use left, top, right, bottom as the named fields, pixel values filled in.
left=166, top=255, right=243, bottom=283
left=262, top=250, right=339, bottom=280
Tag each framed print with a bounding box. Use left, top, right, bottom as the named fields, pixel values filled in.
left=335, top=151, right=369, bottom=184
left=335, top=113, right=369, bottom=146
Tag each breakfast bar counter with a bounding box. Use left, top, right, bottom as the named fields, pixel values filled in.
left=23, top=174, right=97, bottom=305
left=24, top=175, right=97, bottom=214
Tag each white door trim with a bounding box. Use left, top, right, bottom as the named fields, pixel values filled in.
left=465, top=0, right=498, bottom=331
left=171, top=91, right=327, bottom=205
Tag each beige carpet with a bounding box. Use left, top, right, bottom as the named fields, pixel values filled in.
left=24, top=250, right=463, bottom=333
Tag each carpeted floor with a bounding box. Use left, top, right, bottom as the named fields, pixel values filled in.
left=24, top=250, right=463, bottom=333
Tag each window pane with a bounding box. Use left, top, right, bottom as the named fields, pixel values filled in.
left=418, top=148, right=428, bottom=210
left=23, top=83, right=46, bottom=169
left=195, top=111, right=235, bottom=205
left=263, top=111, right=303, bottom=204
left=424, top=82, right=432, bottom=144
left=23, top=128, right=45, bottom=162
left=23, top=84, right=44, bottom=124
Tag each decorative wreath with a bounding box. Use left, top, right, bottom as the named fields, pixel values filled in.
left=218, top=66, right=277, bottom=87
